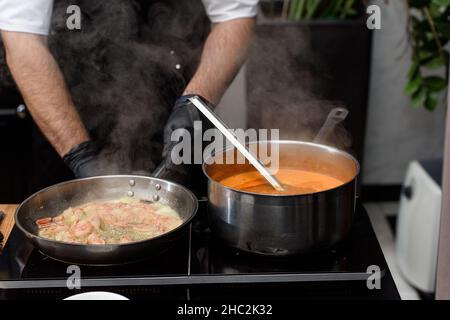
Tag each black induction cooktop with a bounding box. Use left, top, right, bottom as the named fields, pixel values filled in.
left=0, top=202, right=400, bottom=300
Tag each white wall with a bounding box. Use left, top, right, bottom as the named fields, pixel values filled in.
left=215, top=65, right=247, bottom=129
left=362, top=0, right=446, bottom=185
left=217, top=1, right=447, bottom=186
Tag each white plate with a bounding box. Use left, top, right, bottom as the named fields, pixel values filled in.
left=64, top=291, right=129, bottom=300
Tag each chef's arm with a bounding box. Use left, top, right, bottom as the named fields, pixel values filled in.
left=183, top=17, right=256, bottom=105
left=1, top=31, right=89, bottom=156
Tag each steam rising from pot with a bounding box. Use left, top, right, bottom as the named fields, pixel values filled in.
left=246, top=21, right=352, bottom=151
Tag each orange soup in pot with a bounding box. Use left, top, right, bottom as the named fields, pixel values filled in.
left=218, top=168, right=345, bottom=195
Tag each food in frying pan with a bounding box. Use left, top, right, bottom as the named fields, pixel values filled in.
left=219, top=168, right=345, bottom=195
left=35, top=198, right=182, bottom=244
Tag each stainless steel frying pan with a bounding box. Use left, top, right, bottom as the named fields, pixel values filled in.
left=14, top=175, right=198, bottom=265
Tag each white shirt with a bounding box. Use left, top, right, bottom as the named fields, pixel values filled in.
left=0, top=0, right=258, bottom=36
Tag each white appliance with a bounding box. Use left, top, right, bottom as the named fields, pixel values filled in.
left=396, top=160, right=442, bottom=294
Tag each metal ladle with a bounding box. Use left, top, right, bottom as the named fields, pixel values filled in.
left=189, top=96, right=285, bottom=192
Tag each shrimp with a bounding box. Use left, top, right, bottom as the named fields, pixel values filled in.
left=88, top=215, right=102, bottom=231
left=87, top=233, right=106, bottom=245
left=100, top=213, right=128, bottom=227
left=52, top=215, right=64, bottom=223
left=70, top=220, right=93, bottom=238
left=36, top=198, right=182, bottom=244
left=36, top=217, right=53, bottom=229
left=49, top=230, right=77, bottom=243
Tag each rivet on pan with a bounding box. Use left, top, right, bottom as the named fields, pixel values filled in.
left=127, top=191, right=134, bottom=197
left=152, top=194, right=160, bottom=202
left=155, top=184, right=161, bottom=191
left=129, top=179, right=135, bottom=187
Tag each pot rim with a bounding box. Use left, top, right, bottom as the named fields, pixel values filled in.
left=202, top=140, right=360, bottom=198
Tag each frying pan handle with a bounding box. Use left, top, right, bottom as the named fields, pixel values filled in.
left=152, top=162, right=169, bottom=179
left=197, top=196, right=208, bottom=203
left=152, top=163, right=209, bottom=203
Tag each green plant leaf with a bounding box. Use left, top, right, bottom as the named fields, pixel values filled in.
left=423, top=76, right=448, bottom=91
left=405, top=73, right=423, bottom=95
left=408, top=59, right=420, bottom=80
left=406, top=0, right=449, bottom=110
left=412, top=87, right=428, bottom=107
left=423, top=55, right=446, bottom=68
left=419, top=50, right=435, bottom=61
left=431, top=0, right=450, bottom=7
left=409, top=0, right=431, bottom=8
left=286, top=0, right=364, bottom=21
left=425, top=92, right=439, bottom=110
left=434, top=22, right=450, bottom=38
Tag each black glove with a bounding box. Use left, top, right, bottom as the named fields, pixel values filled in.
left=154, top=95, right=212, bottom=190
left=63, top=141, right=102, bottom=178
left=161, top=95, right=203, bottom=160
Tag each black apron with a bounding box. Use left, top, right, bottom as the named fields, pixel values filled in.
left=29, top=0, right=210, bottom=194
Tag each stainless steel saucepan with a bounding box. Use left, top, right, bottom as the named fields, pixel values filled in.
left=203, top=140, right=360, bottom=256
left=14, top=175, right=198, bottom=265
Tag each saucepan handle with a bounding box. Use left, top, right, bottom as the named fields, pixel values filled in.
left=152, top=162, right=169, bottom=179
left=313, top=107, right=349, bottom=144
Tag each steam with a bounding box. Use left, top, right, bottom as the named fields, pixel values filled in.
left=0, top=0, right=353, bottom=178
left=48, top=0, right=209, bottom=174
left=246, top=23, right=352, bottom=151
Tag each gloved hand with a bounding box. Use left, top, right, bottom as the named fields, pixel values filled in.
left=63, top=141, right=102, bottom=178
left=161, top=95, right=203, bottom=161
left=154, top=95, right=212, bottom=191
